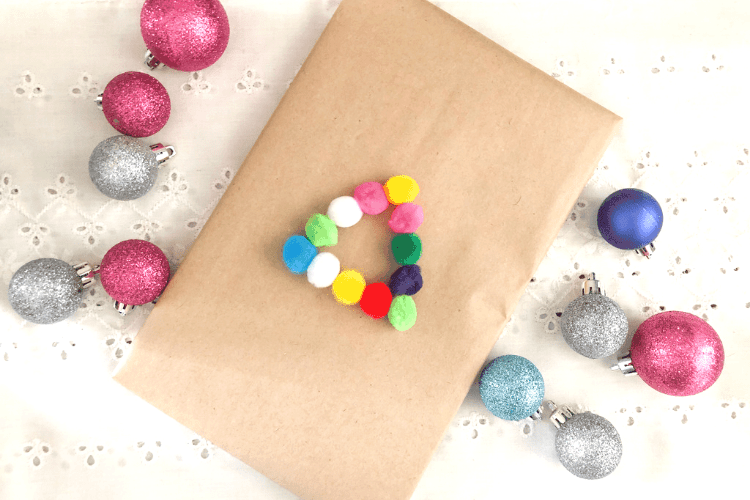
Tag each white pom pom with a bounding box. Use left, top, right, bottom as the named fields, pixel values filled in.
left=307, top=252, right=341, bottom=288
left=327, top=196, right=363, bottom=228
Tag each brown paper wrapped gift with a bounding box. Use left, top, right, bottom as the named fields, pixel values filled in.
left=115, top=0, right=621, bottom=498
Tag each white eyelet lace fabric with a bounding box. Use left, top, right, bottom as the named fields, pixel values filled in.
left=1, top=1, right=748, bottom=498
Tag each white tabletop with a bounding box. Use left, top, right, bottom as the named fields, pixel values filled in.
left=1, top=1, right=748, bottom=498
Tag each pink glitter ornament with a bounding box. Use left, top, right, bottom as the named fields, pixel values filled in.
left=100, top=72, right=171, bottom=137
left=141, top=0, right=230, bottom=72
left=99, top=239, right=170, bottom=307
left=613, top=311, right=724, bottom=396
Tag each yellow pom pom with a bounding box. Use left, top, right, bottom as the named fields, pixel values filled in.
left=384, top=175, right=420, bottom=205
left=332, top=270, right=366, bottom=305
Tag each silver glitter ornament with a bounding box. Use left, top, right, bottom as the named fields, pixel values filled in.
left=8, top=259, right=96, bottom=324
left=88, top=135, right=175, bottom=201
left=560, top=273, right=628, bottom=359
left=550, top=403, right=622, bottom=480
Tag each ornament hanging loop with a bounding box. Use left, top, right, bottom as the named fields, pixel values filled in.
left=610, top=353, right=637, bottom=376
left=636, top=242, right=656, bottom=259
left=144, top=49, right=164, bottom=70
left=547, top=401, right=576, bottom=429
left=150, top=143, right=177, bottom=164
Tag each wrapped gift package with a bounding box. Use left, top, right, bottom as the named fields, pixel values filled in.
left=115, top=0, right=621, bottom=498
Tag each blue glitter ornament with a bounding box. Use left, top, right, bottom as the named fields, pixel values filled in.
left=597, top=188, right=663, bottom=258
left=479, top=355, right=544, bottom=421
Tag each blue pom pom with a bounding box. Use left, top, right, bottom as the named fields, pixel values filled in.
left=479, top=355, right=545, bottom=421
left=283, top=235, right=317, bottom=274
left=597, top=188, right=663, bottom=250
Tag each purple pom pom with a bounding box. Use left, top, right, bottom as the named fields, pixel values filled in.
left=389, top=265, right=422, bottom=296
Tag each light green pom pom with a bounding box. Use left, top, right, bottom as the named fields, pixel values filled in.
left=305, top=213, right=338, bottom=247
left=388, top=295, right=417, bottom=331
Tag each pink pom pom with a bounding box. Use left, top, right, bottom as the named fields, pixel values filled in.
left=354, top=182, right=389, bottom=215
left=388, top=203, right=424, bottom=233
left=99, top=239, right=170, bottom=305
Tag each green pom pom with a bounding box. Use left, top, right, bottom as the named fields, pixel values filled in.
left=388, top=295, right=417, bottom=331
left=391, top=233, right=422, bottom=265
left=305, top=213, right=338, bottom=247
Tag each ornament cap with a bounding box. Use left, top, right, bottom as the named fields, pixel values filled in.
left=635, top=242, right=656, bottom=259
left=583, top=272, right=603, bottom=295
left=114, top=301, right=136, bottom=316
left=144, top=49, right=164, bottom=70
left=95, top=94, right=103, bottom=110
left=547, top=401, right=576, bottom=429
left=529, top=403, right=545, bottom=421
left=73, top=262, right=100, bottom=290
left=611, top=353, right=638, bottom=376
left=150, top=143, right=177, bottom=164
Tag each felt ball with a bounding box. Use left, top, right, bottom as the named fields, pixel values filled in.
left=101, top=72, right=170, bottom=137
left=479, top=355, right=544, bottom=421
left=332, top=270, right=366, bottom=305
left=353, top=182, right=389, bottom=215
left=556, top=412, right=622, bottom=480
left=384, top=175, right=420, bottom=204
left=89, top=135, right=162, bottom=201
left=141, top=0, right=230, bottom=72
left=388, top=295, right=417, bottom=331
left=305, top=214, right=338, bottom=247
left=99, top=239, right=170, bottom=305
left=306, top=252, right=340, bottom=288
left=388, top=203, right=423, bottom=233
left=359, top=282, right=393, bottom=319
left=389, top=265, right=423, bottom=296
left=327, top=196, right=363, bottom=228
left=283, top=235, right=318, bottom=274
left=8, top=258, right=84, bottom=324
left=391, top=233, right=422, bottom=265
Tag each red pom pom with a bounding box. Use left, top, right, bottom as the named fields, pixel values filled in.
left=359, top=282, right=393, bottom=319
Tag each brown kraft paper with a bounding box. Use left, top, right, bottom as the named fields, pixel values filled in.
left=115, top=0, right=622, bottom=498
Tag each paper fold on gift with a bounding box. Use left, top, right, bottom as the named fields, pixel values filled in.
left=115, top=0, right=621, bottom=498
